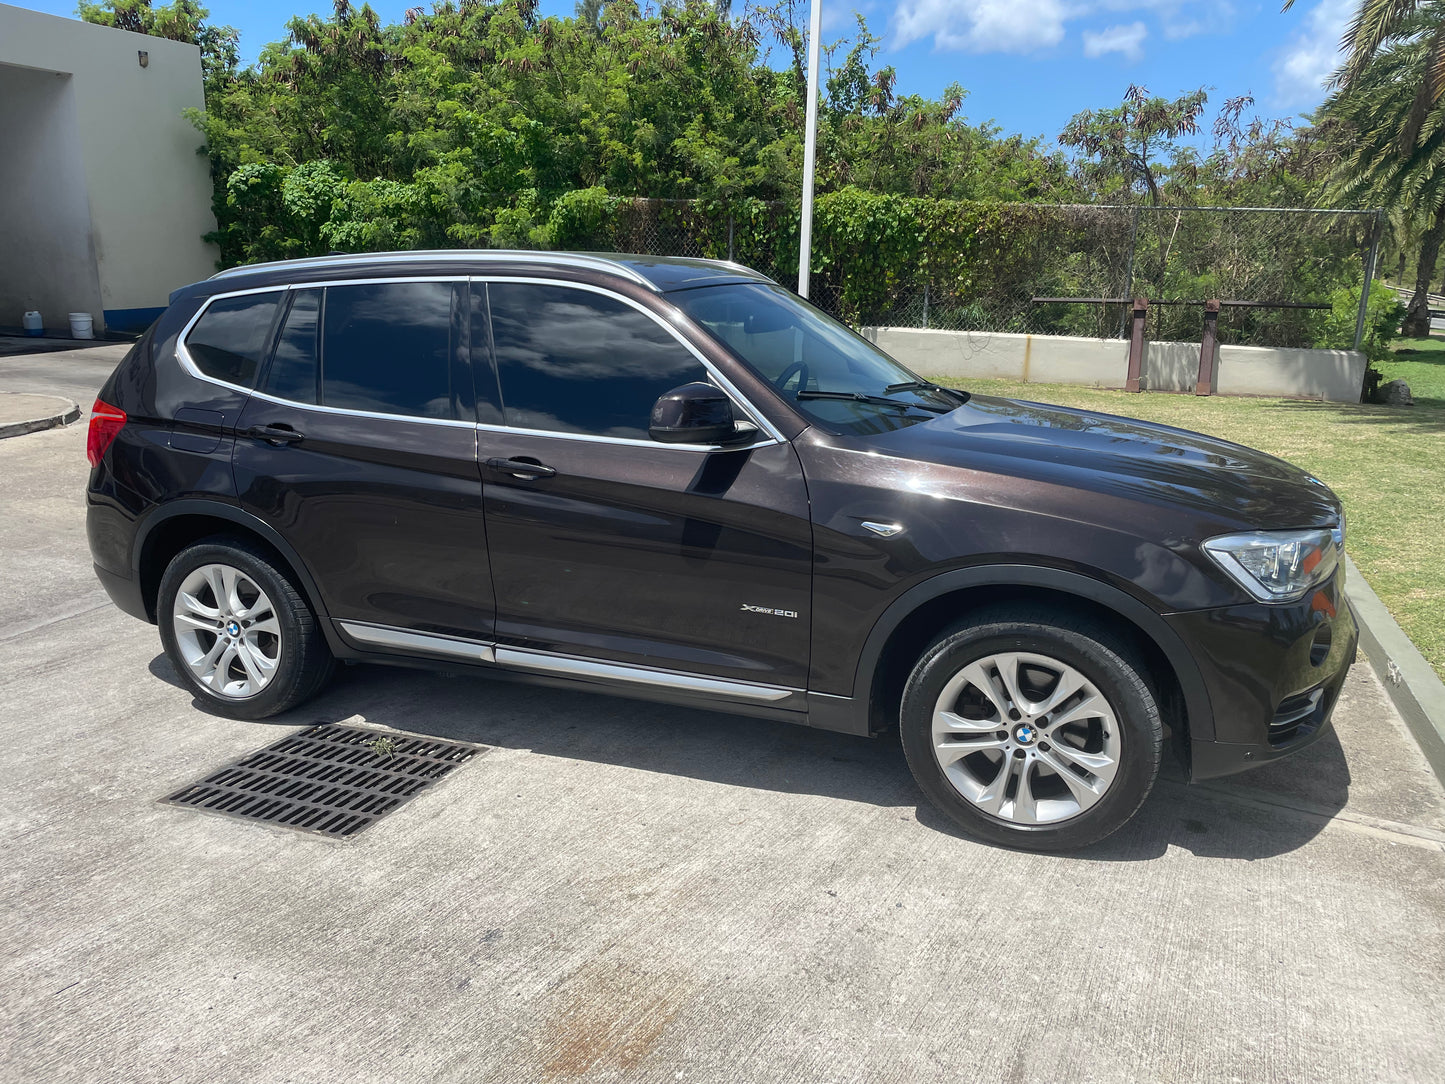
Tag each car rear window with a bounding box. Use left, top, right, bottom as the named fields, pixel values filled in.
left=185, top=292, right=284, bottom=387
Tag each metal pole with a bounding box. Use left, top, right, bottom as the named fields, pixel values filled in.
left=1120, top=205, right=1140, bottom=338
left=1125, top=298, right=1148, bottom=392
left=797, top=0, right=822, bottom=299
left=1354, top=210, right=1384, bottom=352
left=1195, top=299, right=1220, bottom=396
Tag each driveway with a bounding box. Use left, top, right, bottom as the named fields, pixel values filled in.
left=3, top=347, right=1444, bottom=1083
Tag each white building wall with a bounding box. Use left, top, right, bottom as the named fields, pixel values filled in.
left=0, top=65, right=105, bottom=327
left=0, top=3, right=217, bottom=333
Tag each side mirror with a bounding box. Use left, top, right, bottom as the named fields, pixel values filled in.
left=649, top=382, right=742, bottom=444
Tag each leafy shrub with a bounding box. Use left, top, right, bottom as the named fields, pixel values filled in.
left=1316, top=285, right=1407, bottom=363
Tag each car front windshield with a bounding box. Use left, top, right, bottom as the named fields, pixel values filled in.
left=670, top=282, right=965, bottom=435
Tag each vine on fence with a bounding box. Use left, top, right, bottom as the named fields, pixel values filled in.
left=216, top=172, right=1380, bottom=349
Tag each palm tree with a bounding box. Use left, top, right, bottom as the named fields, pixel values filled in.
left=1323, top=24, right=1445, bottom=334
left=1296, top=0, right=1445, bottom=334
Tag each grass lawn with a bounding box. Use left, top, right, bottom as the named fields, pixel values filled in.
left=921, top=335, right=1445, bottom=680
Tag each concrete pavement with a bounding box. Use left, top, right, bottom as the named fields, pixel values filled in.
left=2, top=351, right=1444, bottom=1083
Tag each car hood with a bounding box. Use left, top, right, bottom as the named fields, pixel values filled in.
left=869, top=394, right=1341, bottom=530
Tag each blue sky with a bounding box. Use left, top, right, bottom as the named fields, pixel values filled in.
left=23, top=0, right=1351, bottom=145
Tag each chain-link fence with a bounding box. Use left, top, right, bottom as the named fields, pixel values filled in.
left=553, top=199, right=1383, bottom=350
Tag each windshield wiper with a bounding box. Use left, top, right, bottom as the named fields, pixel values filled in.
left=885, top=380, right=970, bottom=404
left=796, top=390, right=950, bottom=414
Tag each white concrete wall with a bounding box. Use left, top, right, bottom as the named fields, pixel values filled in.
left=0, top=65, right=105, bottom=329
left=861, top=326, right=1367, bottom=403
left=0, top=3, right=217, bottom=332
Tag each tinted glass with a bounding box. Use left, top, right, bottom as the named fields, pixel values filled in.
left=264, top=289, right=320, bottom=404
left=672, top=282, right=963, bottom=436
left=186, top=292, right=282, bottom=387
left=321, top=282, right=453, bottom=419
left=488, top=283, right=710, bottom=439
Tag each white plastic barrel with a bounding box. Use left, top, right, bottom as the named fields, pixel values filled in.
left=23, top=311, right=43, bottom=336
left=68, top=312, right=94, bottom=339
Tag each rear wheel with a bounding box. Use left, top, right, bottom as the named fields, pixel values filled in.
left=899, top=606, right=1162, bottom=851
left=157, top=537, right=334, bottom=719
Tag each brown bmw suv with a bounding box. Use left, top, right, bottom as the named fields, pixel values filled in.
left=85, top=251, right=1357, bottom=850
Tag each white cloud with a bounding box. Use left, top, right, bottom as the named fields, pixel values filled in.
left=1272, top=0, right=1352, bottom=108
left=1083, top=21, right=1148, bottom=59
left=893, top=0, right=1068, bottom=54
left=891, top=0, right=1223, bottom=57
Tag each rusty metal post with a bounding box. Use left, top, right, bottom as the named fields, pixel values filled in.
left=1125, top=298, right=1148, bottom=392
left=1195, top=299, right=1220, bottom=396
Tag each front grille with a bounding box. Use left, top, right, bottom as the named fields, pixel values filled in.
left=1269, top=688, right=1325, bottom=746
left=163, top=724, right=481, bottom=837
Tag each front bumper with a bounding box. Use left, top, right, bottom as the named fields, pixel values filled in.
left=1167, top=565, right=1359, bottom=781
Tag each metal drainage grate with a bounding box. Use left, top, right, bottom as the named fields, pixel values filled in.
left=164, top=724, right=481, bottom=837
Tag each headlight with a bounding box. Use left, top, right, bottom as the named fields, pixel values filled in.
left=1202, top=527, right=1341, bottom=603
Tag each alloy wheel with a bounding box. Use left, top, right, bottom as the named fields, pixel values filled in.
left=170, top=563, right=282, bottom=699
left=931, top=651, right=1122, bottom=825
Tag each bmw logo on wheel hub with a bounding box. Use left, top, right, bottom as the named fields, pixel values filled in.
left=225, top=620, right=241, bottom=638
left=1014, top=723, right=1037, bottom=746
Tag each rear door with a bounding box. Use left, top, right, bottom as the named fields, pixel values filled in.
left=231, top=278, right=496, bottom=643
left=474, top=279, right=813, bottom=696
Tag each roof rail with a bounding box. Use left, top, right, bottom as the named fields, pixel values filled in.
left=208, top=250, right=659, bottom=291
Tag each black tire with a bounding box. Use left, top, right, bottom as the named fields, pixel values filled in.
left=157, top=535, right=335, bottom=720
left=899, top=605, right=1162, bottom=852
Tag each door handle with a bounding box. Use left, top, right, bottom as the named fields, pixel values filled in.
left=245, top=423, right=304, bottom=446
left=486, top=456, right=557, bottom=480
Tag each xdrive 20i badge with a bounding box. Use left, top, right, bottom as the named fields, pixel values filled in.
left=741, top=603, right=799, bottom=619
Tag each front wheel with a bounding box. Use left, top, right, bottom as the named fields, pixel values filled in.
left=157, top=536, right=335, bottom=720
left=899, top=606, right=1162, bottom=851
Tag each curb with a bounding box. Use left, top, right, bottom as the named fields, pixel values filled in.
left=1344, top=555, right=1445, bottom=783
left=0, top=396, right=82, bottom=440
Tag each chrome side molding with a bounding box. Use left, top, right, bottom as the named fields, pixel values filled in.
left=335, top=621, right=797, bottom=703
left=337, top=621, right=496, bottom=663
left=861, top=521, right=904, bottom=537
left=494, top=647, right=796, bottom=702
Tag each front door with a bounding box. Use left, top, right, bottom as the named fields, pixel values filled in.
left=474, top=280, right=812, bottom=694
left=232, top=279, right=495, bottom=641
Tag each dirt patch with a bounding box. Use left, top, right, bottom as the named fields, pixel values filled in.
left=538, top=956, right=691, bottom=1079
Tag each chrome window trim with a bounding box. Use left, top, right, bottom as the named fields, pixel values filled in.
left=209, top=250, right=658, bottom=291
left=174, top=284, right=292, bottom=398
left=176, top=277, right=476, bottom=429
left=177, top=274, right=786, bottom=445
left=337, top=619, right=799, bottom=702
left=473, top=420, right=771, bottom=453
left=475, top=275, right=786, bottom=447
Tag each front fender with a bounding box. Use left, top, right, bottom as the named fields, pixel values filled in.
left=806, top=563, right=1215, bottom=747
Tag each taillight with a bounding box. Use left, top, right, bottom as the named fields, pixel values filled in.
left=86, top=399, right=127, bottom=468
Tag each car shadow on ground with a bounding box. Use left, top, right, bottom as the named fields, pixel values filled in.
left=149, top=654, right=1349, bottom=862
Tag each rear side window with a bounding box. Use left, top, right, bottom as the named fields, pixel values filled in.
left=321, top=282, right=453, bottom=419
left=265, top=289, right=320, bottom=404
left=185, top=292, right=283, bottom=387
left=487, top=283, right=710, bottom=439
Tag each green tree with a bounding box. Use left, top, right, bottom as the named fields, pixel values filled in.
left=1290, top=0, right=1445, bottom=334
left=1060, top=85, right=1208, bottom=204
left=1319, top=25, right=1445, bottom=336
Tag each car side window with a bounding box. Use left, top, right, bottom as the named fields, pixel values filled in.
left=264, top=289, right=320, bottom=404
left=487, top=283, right=711, bottom=440
left=185, top=291, right=284, bottom=387
left=321, top=282, right=454, bottom=419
